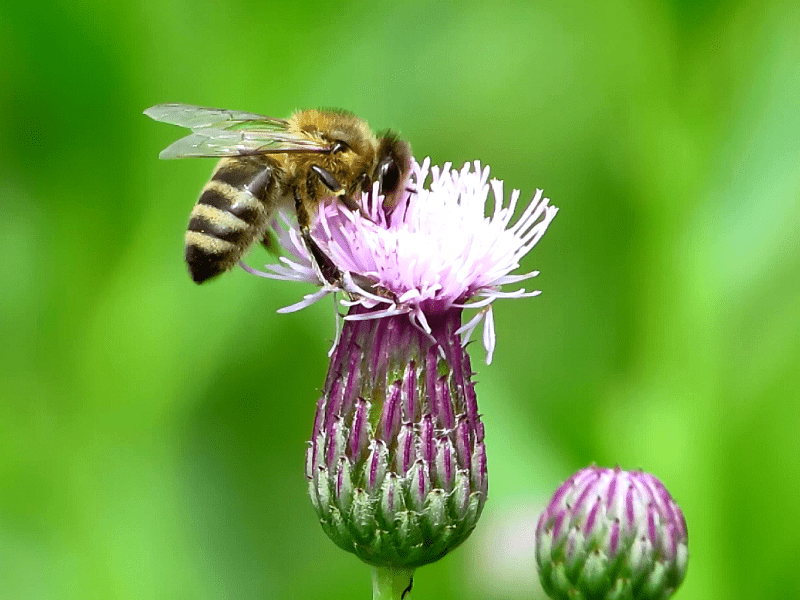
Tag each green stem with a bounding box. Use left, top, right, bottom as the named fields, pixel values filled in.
left=371, top=566, right=415, bottom=600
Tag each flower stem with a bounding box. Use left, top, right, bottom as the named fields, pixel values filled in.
left=372, top=567, right=415, bottom=600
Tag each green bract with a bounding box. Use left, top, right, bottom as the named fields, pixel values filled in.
left=305, top=308, right=487, bottom=568
left=536, top=466, right=688, bottom=600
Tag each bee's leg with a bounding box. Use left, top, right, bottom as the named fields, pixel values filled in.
left=304, top=231, right=342, bottom=287
left=354, top=173, right=377, bottom=212
left=260, top=228, right=281, bottom=255
left=311, top=165, right=365, bottom=215
left=310, top=165, right=343, bottom=194
left=294, top=190, right=342, bottom=286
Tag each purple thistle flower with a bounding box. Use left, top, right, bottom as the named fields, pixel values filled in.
left=536, top=466, right=689, bottom=600
left=245, top=158, right=557, bottom=364
left=249, top=158, right=557, bottom=572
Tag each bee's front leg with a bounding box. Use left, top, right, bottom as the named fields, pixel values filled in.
left=294, top=190, right=342, bottom=287
left=311, top=165, right=365, bottom=215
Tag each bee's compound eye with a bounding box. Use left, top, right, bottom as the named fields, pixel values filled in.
left=332, top=141, right=349, bottom=154
left=378, top=160, right=401, bottom=197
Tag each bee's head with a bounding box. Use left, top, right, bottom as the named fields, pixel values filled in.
left=374, top=133, right=412, bottom=210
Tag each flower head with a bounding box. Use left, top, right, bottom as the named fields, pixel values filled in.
left=248, top=157, right=557, bottom=575
left=245, top=158, right=557, bottom=364
left=536, top=466, right=689, bottom=600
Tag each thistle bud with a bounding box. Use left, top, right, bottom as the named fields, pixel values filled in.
left=306, top=307, right=487, bottom=568
left=536, top=466, right=688, bottom=600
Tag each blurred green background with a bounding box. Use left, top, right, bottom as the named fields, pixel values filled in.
left=2, top=0, right=799, bottom=598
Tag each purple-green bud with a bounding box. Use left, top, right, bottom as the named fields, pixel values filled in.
left=306, top=307, right=487, bottom=568
left=536, top=466, right=688, bottom=600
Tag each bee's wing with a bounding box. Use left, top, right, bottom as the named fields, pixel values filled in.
left=144, top=103, right=332, bottom=159
left=154, top=129, right=333, bottom=159
left=143, top=104, right=280, bottom=129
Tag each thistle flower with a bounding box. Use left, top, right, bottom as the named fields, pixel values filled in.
left=247, top=158, right=557, bottom=364
left=246, top=158, right=557, bottom=596
left=536, top=466, right=689, bottom=600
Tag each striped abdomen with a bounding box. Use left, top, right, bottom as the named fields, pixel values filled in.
left=185, top=157, right=277, bottom=283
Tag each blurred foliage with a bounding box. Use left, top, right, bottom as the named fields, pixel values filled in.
left=1, top=0, right=799, bottom=598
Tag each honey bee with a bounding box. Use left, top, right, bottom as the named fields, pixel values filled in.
left=144, top=104, right=412, bottom=284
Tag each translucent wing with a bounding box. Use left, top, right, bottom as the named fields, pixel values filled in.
left=144, top=103, right=332, bottom=159
left=143, top=104, right=283, bottom=129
